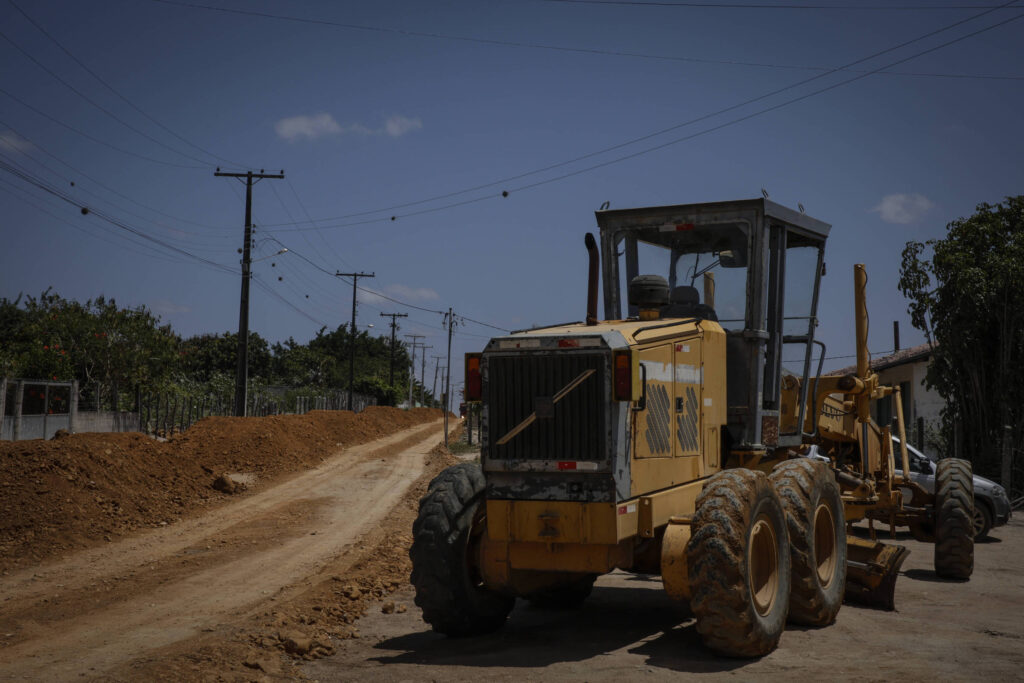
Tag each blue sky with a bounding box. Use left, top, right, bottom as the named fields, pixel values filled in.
left=1, top=0, right=1022, bottom=397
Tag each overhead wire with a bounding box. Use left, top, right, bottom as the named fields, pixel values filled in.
left=0, top=86, right=207, bottom=169
left=260, top=1, right=1023, bottom=230
left=5, top=0, right=253, bottom=169
left=0, top=175, right=211, bottom=266
left=0, top=136, right=235, bottom=253
left=499, top=7, right=1024, bottom=195
left=0, top=27, right=215, bottom=167
left=145, top=0, right=1022, bottom=84
left=0, top=158, right=236, bottom=274
left=545, top=1, right=1011, bottom=9
left=0, top=120, right=234, bottom=230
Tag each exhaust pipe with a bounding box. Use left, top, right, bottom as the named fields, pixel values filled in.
left=585, top=233, right=599, bottom=326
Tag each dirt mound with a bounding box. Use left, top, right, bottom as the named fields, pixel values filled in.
left=0, top=407, right=441, bottom=572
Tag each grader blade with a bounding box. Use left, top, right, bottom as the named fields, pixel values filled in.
left=844, top=536, right=910, bottom=610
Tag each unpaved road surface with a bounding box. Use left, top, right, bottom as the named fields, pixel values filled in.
left=0, top=419, right=446, bottom=681
left=305, top=517, right=1024, bottom=682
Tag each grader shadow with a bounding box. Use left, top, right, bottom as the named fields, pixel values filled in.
left=372, top=581, right=749, bottom=674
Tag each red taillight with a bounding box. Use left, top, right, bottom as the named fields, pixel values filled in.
left=614, top=350, right=632, bottom=401
left=465, top=353, right=482, bottom=401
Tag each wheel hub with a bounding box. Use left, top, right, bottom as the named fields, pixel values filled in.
left=749, top=514, right=779, bottom=616
left=813, top=502, right=837, bottom=588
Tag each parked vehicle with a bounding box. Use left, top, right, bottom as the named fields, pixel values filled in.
left=893, top=438, right=1011, bottom=539
left=806, top=439, right=1011, bottom=538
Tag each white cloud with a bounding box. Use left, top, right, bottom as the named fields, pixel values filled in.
left=274, top=113, right=422, bottom=141
left=387, top=284, right=438, bottom=301
left=149, top=300, right=191, bottom=316
left=384, top=115, right=422, bottom=138
left=275, top=113, right=342, bottom=141
left=0, top=130, right=34, bottom=153
left=871, top=193, right=933, bottom=224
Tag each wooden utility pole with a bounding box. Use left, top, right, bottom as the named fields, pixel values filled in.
left=443, top=308, right=456, bottom=447
left=214, top=168, right=284, bottom=417
left=404, top=334, right=424, bottom=407
left=337, top=271, right=375, bottom=411
left=431, top=356, right=443, bottom=407
left=379, top=312, right=407, bottom=388
left=419, top=346, right=432, bottom=406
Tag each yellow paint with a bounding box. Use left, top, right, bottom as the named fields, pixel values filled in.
left=661, top=522, right=692, bottom=600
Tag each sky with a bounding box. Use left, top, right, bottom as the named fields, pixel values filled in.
left=1, top=0, right=1022, bottom=401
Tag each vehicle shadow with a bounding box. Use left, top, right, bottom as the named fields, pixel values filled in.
left=902, top=568, right=969, bottom=583
left=372, top=583, right=749, bottom=674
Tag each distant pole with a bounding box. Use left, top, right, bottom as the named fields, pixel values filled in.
left=419, top=345, right=433, bottom=407
left=404, top=334, right=424, bottom=407
left=893, top=320, right=901, bottom=352
left=337, top=271, right=375, bottom=411
left=380, top=312, right=407, bottom=389
left=431, top=356, right=443, bottom=407
left=443, top=308, right=456, bottom=447
left=214, top=168, right=285, bottom=417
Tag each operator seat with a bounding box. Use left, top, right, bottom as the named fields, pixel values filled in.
left=663, top=285, right=718, bottom=321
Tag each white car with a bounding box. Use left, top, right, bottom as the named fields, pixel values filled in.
left=805, top=438, right=1011, bottom=538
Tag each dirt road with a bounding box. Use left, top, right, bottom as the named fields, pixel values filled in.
left=305, top=517, right=1024, bottom=682
left=0, top=419, right=446, bottom=681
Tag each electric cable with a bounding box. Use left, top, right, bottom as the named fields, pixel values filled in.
left=0, top=27, right=215, bottom=167
left=263, top=0, right=1022, bottom=229
left=6, top=0, right=254, bottom=169
left=0, top=86, right=207, bottom=169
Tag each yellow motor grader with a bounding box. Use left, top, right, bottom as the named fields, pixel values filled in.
left=411, top=198, right=975, bottom=657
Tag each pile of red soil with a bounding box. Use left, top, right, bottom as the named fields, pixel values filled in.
left=0, top=407, right=440, bottom=572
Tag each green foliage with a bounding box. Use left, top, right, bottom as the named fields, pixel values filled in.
left=1, top=290, right=418, bottom=411
left=0, top=289, right=178, bottom=389
left=899, top=196, right=1024, bottom=488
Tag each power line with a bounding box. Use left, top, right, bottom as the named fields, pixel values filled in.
left=5, top=0, right=251, bottom=169
left=0, top=86, right=206, bottom=169
left=0, top=158, right=236, bottom=273
left=260, top=2, right=1022, bottom=230
left=546, top=1, right=1011, bottom=9
left=0, top=121, right=235, bottom=231
left=0, top=26, right=213, bottom=167
left=499, top=7, right=1024, bottom=196
left=145, top=0, right=1021, bottom=85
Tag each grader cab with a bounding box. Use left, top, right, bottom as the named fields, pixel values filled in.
left=411, top=198, right=975, bottom=657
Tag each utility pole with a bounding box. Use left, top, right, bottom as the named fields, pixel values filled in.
left=214, top=168, right=285, bottom=417
left=431, top=356, right=443, bottom=408
left=443, top=308, right=456, bottom=447
left=379, top=312, right=407, bottom=389
left=419, top=346, right=433, bottom=406
left=404, top=334, right=424, bottom=408
left=336, top=271, right=375, bottom=411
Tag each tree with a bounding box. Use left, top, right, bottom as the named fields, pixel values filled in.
left=899, top=196, right=1024, bottom=494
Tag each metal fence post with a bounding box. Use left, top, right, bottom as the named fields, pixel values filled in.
left=70, top=380, right=79, bottom=433
left=0, top=377, right=6, bottom=439
left=13, top=380, right=24, bottom=441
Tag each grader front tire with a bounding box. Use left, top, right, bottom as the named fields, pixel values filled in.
left=687, top=469, right=791, bottom=658
left=410, top=463, right=514, bottom=636
left=934, top=458, right=974, bottom=580
left=769, top=459, right=847, bottom=627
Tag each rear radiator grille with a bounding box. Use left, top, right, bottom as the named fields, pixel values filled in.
left=486, top=353, right=606, bottom=461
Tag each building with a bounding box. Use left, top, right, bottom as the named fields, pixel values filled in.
left=830, top=343, right=942, bottom=452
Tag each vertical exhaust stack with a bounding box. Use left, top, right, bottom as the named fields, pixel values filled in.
left=585, top=233, right=599, bottom=326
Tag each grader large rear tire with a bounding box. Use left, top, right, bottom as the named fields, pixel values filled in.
left=687, top=469, right=791, bottom=658
left=934, top=458, right=974, bottom=580
left=769, top=459, right=847, bottom=627
left=410, top=463, right=514, bottom=635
